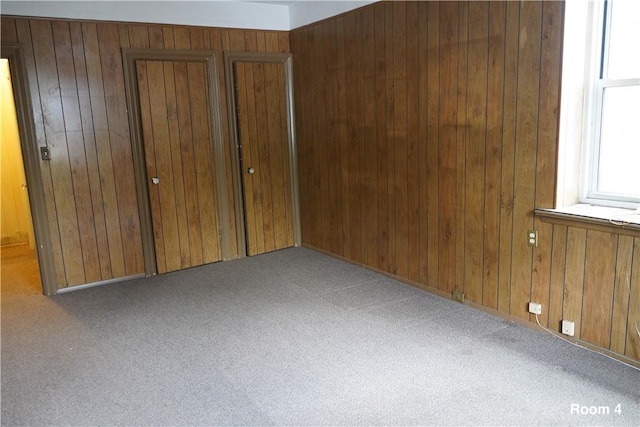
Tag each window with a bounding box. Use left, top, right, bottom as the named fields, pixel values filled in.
left=582, top=0, right=640, bottom=208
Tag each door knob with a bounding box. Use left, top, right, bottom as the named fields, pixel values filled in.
left=247, top=167, right=255, bottom=174
left=151, top=177, right=160, bottom=185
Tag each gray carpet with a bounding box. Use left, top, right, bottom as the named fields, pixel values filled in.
left=1, top=247, right=639, bottom=426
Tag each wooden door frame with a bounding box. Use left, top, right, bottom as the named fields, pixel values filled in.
left=122, top=49, right=232, bottom=276
left=224, top=52, right=301, bottom=258
left=1, top=43, right=57, bottom=295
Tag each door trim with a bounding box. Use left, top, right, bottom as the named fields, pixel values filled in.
left=224, top=52, right=301, bottom=258
left=122, top=49, right=232, bottom=275
left=1, top=43, right=57, bottom=295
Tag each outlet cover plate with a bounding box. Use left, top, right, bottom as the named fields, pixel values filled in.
left=452, top=290, right=464, bottom=303
left=528, top=302, right=542, bottom=315
left=562, top=319, right=575, bottom=337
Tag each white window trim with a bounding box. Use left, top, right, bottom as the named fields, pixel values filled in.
left=579, top=0, right=640, bottom=209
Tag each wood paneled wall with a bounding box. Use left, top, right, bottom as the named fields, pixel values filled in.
left=545, top=224, right=640, bottom=361
left=1, top=16, right=289, bottom=289
left=290, top=1, right=639, bottom=362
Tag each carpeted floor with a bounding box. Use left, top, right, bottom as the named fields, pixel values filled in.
left=1, top=247, right=639, bottom=425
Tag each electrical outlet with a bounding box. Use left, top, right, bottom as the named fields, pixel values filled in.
left=452, top=290, right=464, bottom=303
left=528, top=302, right=542, bottom=315
left=562, top=319, right=575, bottom=337
left=527, top=230, right=538, bottom=247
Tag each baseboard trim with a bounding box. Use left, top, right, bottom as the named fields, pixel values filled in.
left=301, top=243, right=640, bottom=370
left=55, top=273, right=147, bottom=294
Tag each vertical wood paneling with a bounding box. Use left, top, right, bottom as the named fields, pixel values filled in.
left=1, top=18, right=18, bottom=42
left=98, top=24, right=144, bottom=276
left=563, top=227, right=586, bottom=337
left=497, top=1, right=520, bottom=314
left=393, top=1, right=408, bottom=279
left=345, top=14, right=362, bottom=265
left=52, top=21, right=101, bottom=284
left=83, top=22, right=124, bottom=280
left=16, top=19, right=66, bottom=286
left=70, top=22, right=112, bottom=280
left=321, top=21, right=337, bottom=255
left=531, top=0, right=564, bottom=325
left=510, top=1, right=542, bottom=319
left=292, top=0, right=638, bottom=364
left=2, top=16, right=289, bottom=290
left=437, top=1, right=458, bottom=294
left=417, top=2, right=429, bottom=285
left=455, top=1, right=468, bottom=297
left=464, top=1, right=488, bottom=303
left=610, top=235, right=633, bottom=354
left=384, top=2, right=395, bottom=273
left=364, top=7, right=379, bottom=271
left=625, top=238, right=640, bottom=360
left=31, top=20, right=86, bottom=286
left=314, top=23, right=329, bottom=254
left=581, top=231, right=616, bottom=348
left=148, top=26, right=164, bottom=49
left=406, top=2, right=420, bottom=282
left=374, top=5, right=387, bottom=272
left=482, top=1, right=506, bottom=310
left=548, top=225, right=567, bottom=330
left=426, top=2, right=440, bottom=288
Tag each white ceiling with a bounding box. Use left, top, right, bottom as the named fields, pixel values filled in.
left=0, top=1, right=378, bottom=31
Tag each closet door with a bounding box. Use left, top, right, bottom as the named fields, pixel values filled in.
left=136, top=59, right=221, bottom=273
left=234, top=61, right=295, bottom=256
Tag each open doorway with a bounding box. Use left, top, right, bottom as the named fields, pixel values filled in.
left=1, top=58, right=41, bottom=295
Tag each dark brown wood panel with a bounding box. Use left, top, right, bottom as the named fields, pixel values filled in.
left=483, top=0, right=506, bottom=310
left=2, top=15, right=289, bottom=290
left=291, top=0, right=633, bottom=364
left=30, top=20, right=86, bottom=286
left=455, top=1, right=468, bottom=299
left=437, top=1, right=458, bottom=295
left=497, top=1, right=521, bottom=315
left=426, top=1, right=440, bottom=289
left=464, top=0, right=488, bottom=304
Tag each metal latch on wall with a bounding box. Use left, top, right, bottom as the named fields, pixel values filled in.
left=40, top=146, right=51, bottom=161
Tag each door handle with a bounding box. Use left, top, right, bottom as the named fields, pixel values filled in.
left=151, top=177, right=160, bottom=185
left=247, top=167, right=255, bottom=174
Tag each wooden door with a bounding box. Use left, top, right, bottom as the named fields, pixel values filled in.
left=136, top=59, right=221, bottom=273
left=234, top=61, right=295, bottom=256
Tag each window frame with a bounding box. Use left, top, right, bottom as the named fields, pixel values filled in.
left=581, top=0, right=640, bottom=209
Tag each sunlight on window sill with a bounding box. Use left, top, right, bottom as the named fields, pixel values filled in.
left=536, top=204, right=640, bottom=236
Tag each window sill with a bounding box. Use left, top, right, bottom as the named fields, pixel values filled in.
left=535, top=204, right=640, bottom=238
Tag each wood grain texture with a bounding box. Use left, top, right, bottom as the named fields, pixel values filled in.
left=610, top=235, right=633, bottom=354
left=14, top=19, right=65, bottom=286
left=292, top=0, right=638, bottom=363
left=562, top=227, right=586, bottom=338
left=580, top=231, right=616, bottom=348
left=1, top=16, right=289, bottom=289
left=625, top=238, right=640, bottom=360
left=31, top=20, right=86, bottom=286
left=482, top=1, right=506, bottom=310
left=548, top=225, right=567, bottom=331
left=455, top=1, right=468, bottom=299
left=234, top=61, right=295, bottom=256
